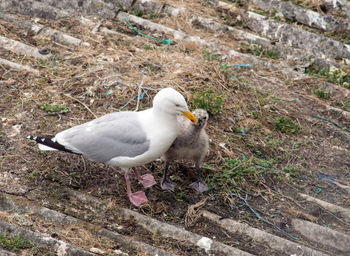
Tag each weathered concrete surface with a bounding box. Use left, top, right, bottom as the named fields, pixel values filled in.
left=0, top=193, right=80, bottom=225
left=315, top=0, right=350, bottom=19
left=251, top=0, right=350, bottom=32
left=0, top=221, right=96, bottom=255
left=0, top=12, right=89, bottom=46
left=99, top=228, right=177, bottom=256
left=0, top=35, right=51, bottom=59
left=0, top=193, right=176, bottom=255
left=120, top=208, right=255, bottom=256
left=216, top=1, right=350, bottom=60
left=299, top=193, right=350, bottom=223
left=292, top=218, right=350, bottom=253
left=202, top=210, right=329, bottom=256
left=0, top=0, right=119, bottom=19
left=0, top=58, right=39, bottom=75
left=0, top=249, right=17, bottom=256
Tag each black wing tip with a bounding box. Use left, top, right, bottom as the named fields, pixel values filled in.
left=27, top=135, right=53, bottom=143
left=27, top=135, right=81, bottom=155
left=27, top=135, right=40, bottom=141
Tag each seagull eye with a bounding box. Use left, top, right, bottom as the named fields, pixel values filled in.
left=175, top=104, right=180, bottom=107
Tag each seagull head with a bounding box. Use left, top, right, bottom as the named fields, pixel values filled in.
left=153, top=88, right=197, bottom=123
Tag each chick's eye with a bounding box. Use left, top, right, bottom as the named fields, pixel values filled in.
left=175, top=104, right=180, bottom=107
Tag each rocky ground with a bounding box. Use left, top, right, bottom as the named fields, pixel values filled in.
left=1, top=0, right=350, bottom=255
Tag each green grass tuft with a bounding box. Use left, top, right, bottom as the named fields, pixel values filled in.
left=312, top=87, right=331, bottom=99
left=38, top=103, right=70, bottom=115
left=275, top=117, right=300, bottom=134
left=305, top=64, right=350, bottom=89
left=0, top=233, right=32, bottom=252
left=191, top=86, right=225, bottom=115
left=202, top=48, right=221, bottom=61
left=240, top=43, right=280, bottom=59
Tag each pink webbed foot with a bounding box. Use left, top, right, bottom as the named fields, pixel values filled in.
left=137, top=173, right=157, bottom=188
left=190, top=180, right=209, bottom=193
left=129, top=191, right=148, bottom=207
left=124, top=172, right=148, bottom=207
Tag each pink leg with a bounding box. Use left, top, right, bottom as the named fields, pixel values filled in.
left=135, top=171, right=157, bottom=188
left=124, top=173, right=148, bottom=207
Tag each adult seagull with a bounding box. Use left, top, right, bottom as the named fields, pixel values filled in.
left=28, top=88, right=197, bottom=206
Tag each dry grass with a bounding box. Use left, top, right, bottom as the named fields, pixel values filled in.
left=1, top=2, right=350, bottom=253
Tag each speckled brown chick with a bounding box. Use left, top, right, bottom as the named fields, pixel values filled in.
left=161, top=109, right=209, bottom=193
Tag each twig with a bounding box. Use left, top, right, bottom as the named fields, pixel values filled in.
left=63, top=94, right=97, bottom=118
left=185, top=198, right=208, bottom=227
left=135, top=76, right=145, bottom=111
left=0, top=57, right=39, bottom=75
left=53, top=41, right=73, bottom=50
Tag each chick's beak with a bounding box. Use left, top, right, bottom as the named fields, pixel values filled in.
left=182, top=111, right=198, bottom=123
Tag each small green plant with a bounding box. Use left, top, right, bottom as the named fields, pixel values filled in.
left=191, top=86, right=225, bottom=115
left=251, top=110, right=260, bottom=119
left=325, top=30, right=350, bottom=45
left=240, top=43, right=280, bottom=59
left=38, top=103, right=70, bottom=115
left=266, top=138, right=283, bottom=151
left=283, top=165, right=301, bottom=178
left=37, top=59, right=54, bottom=68
left=207, top=158, right=248, bottom=190
left=207, top=157, right=280, bottom=191
left=305, top=64, right=350, bottom=89
left=143, top=45, right=154, bottom=50
left=312, top=86, right=331, bottom=99
left=148, top=13, right=161, bottom=19
left=275, top=116, right=300, bottom=134
left=337, top=101, right=350, bottom=112
left=130, top=8, right=143, bottom=17
left=219, top=64, right=237, bottom=82
left=251, top=9, right=269, bottom=16
left=0, top=232, right=32, bottom=252
left=227, top=0, right=244, bottom=6
left=202, top=48, right=221, bottom=61
left=29, top=171, right=39, bottom=182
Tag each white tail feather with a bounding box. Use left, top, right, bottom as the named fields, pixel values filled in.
left=38, top=144, right=58, bottom=151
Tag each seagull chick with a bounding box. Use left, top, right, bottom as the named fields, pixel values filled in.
left=28, top=88, right=197, bottom=207
left=162, top=109, right=209, bottom=193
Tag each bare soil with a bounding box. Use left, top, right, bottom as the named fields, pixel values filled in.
left=1, top=0, right=350, bottom=255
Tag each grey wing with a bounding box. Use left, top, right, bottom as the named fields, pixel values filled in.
left=57, top=112, right=150, bottom=162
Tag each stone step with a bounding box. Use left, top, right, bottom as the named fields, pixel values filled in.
left=0, top=192, right=176, bottom=255
left=299, top=193, right=350, bottom=224
left=127, top=0, right=345, bottom=70
left=65, top=189, right=350, bottom=255
left=250, top=0, right=350, bottom=33
left=120, top=208, right=255, bottom=256
left=0, top=220, right=96, bottom=256
left=0, top=57, right=39, bottom=75
left=292, top=218, right=350, bottom=253
left=215, top=0, right=350, bottom=61
left=0, top=12, right=90, bottom=47
left=0, top=35, right=51, bottom=59
left=201, top=210, right=329, bottom=256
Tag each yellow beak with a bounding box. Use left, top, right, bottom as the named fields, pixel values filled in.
left=182, top=111, right=198, bottom=123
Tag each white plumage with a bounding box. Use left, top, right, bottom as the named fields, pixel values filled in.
left=28, top=88, right=197, bottom=206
